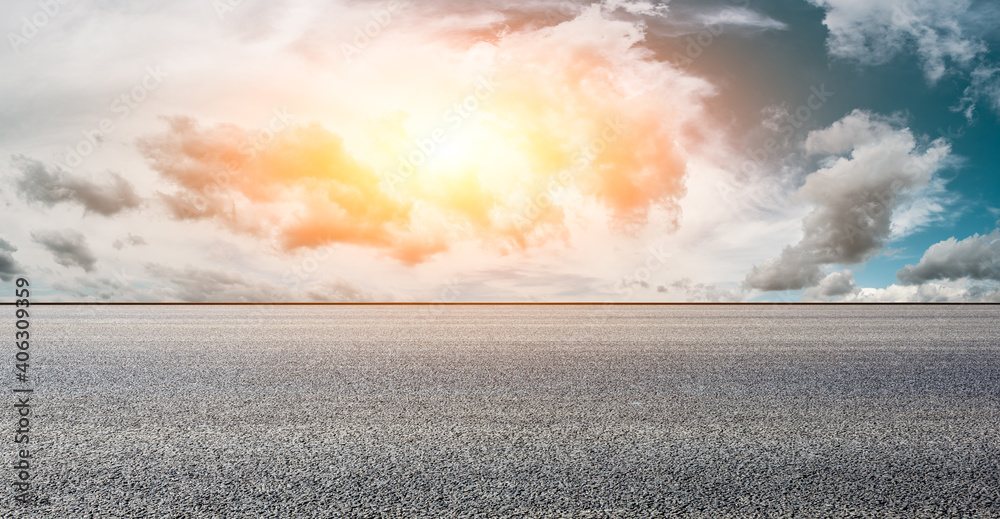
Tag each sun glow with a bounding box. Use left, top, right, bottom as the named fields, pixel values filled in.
left=144, top=3, right=714, bottom=263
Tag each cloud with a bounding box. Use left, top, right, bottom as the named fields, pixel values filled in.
left=12, top=156, right=142, bottom=216
left=897, top=229, right=1000, bottom=284
left=745, top=247, right=824, bottom=291
left=140, top=116, right=426, bottom=262
left=807, top=0, right=985, bottom=83
left=959, top=65, right=1000, bottom=119
left=602, top=0, right=668, bottom=17
left=304, top=279, right=389, bottom=302
left=695, top=7, right=787, bottom=31
left=803, top=270, right=857, bottom=301
left=145, top=264, right=298, bottom=302
left=486, top=6, right=712, bottom=224
left=843, top=281, right=1000, bottom=302
left=0, top=237, right=25, bottom=282
left=655, top=278, right=745, bottom=302
left=139, top=5, right=713, bottom=264
left=31, top=229, right=99, bottom=272
left=112, top=233, right=148, bottom=250
left=746, top=110, right=951, bottom=291
left=51, top=274, right=131, bottom=301
left=145, top=264, right=379, bottom=302
left=888, top=177, right=958, bottom=238
left=644, top=4, right=786, bottom=37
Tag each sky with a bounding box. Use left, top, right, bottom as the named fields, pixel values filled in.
left=1, top=0, right=999, bottom=302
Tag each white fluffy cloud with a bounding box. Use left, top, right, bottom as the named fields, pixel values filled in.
left=746, top=110, right=951, bottom=291
left=602, top=0, right=668, bottom=17
left=843, top=281, right=1000, bottom=302
left=807, top=0, right=985, bottom=83
left=897, top=229, right=1000, bottom=284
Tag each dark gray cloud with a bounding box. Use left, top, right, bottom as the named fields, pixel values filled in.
left=655, top=278, right=745, bottom=302
left=13, top=156, right=141, bottom=216
left=31, top=229, right=98, bottom=272
left=964, top=284, right=1000, bottom=302
left=0, top=237, right=25, bottom=282
left=146, top=264, right=296, bottom=302
left=897, top=229, right=1000, bottom=284
left=112, top=233, right=148, bottom=250
left=746, top=110, right=951, bottom=291
left=803, top=270, right=857, bottom=301
left=145, top=264, right=383, bottom=303
left=305, top=280, right=382, bottom=302
left=52, top=275, right=130, bottom=301
left=745, top=246, right=824, bottom=292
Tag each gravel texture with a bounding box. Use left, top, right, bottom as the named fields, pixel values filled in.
left=3, top=305, right=1000, bottom=518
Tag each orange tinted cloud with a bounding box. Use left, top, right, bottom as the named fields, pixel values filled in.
left=141, top=116, right=427, bottom=261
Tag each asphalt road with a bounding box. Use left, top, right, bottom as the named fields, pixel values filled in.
left=4, top=305, right=999, bottom=518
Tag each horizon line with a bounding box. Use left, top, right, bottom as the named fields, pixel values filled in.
left=5, top=302, right=999, bottom=306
